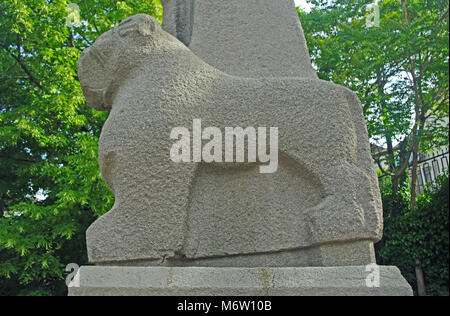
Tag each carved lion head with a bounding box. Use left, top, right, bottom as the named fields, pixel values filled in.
left=78, top=14, right=161, bottom=111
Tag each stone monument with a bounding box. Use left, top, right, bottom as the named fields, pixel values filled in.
left=70, top=0, right=412, bottom=296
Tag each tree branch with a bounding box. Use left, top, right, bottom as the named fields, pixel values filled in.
left=374, top=155, right=393, bottom=176
left=0, top=154, right=38, bottom=164
left=0, top=41, right=43, bottom=90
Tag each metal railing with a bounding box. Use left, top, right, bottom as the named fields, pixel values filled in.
left=415, top=151, right=449, bottom=194
left=378, top=150, right=449, bottom=194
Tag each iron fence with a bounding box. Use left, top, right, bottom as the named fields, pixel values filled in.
left=377, top=150, right=449, bottom=194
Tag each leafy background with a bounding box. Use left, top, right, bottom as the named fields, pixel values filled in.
left=0, top=0, right=162, bottom=296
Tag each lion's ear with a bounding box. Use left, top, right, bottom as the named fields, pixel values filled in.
left=118, top=14, right=159, bottom=38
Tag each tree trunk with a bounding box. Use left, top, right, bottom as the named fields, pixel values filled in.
left=410, top=139, right=419, bottom=211
left=392, top=174, right=399, bottom=195
left=385, top=135, right=398, bottom=193
left=415, top=258, right=427, bottom=296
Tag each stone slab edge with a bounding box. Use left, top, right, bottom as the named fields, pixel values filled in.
left=68, top=266, right=413, bottom=296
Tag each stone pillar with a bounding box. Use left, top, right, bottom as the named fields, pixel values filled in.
left=162, top=0, right=317, bottom=78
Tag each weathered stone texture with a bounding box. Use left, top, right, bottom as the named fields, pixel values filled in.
left=68, top=266, right=413, bottom=296
left=78, top=14, right=382, bottom=266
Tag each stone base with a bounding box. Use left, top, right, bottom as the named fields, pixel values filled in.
left=68, top=266, right=412, bottom=296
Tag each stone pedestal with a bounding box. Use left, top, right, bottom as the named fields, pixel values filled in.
left=68, top=266, right=412, bottom=296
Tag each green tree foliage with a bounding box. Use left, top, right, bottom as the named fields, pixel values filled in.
left=0, top=0, right=162, bottom=296
left=376, top=173, right=449, bottom=296
left=299, top=0, right=449, bottom=296
left=299, top=0, right=449, bottom=194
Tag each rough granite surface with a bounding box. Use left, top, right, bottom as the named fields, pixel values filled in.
left=162, top=0, right=317, bottom=78
left=77, top=13, right=383, bottom=266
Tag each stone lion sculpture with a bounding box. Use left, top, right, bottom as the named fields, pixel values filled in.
left=78, top=14, right=382, bottom=266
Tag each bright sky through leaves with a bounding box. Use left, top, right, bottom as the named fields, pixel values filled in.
left=294, top=0, right=313, bottom=12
